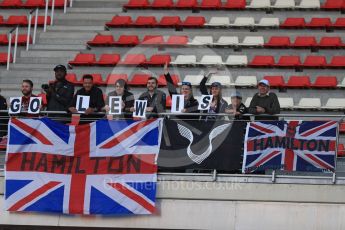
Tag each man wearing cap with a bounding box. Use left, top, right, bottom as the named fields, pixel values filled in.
left=248, top=79, right=280, bottom=120
left=225, top=91, right=249, bottom=120
left=199, top=69, right=228, bottom=119
left=44, top=64, right=74, bottom=112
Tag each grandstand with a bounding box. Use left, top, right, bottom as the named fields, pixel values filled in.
left=1, top=0, right=345, bottom=229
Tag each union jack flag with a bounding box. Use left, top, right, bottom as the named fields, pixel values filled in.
left=243, top=120, right=338, bottom=173
left=5, top=117, right=163, bottom=215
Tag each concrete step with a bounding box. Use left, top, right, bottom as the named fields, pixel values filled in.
left=16, top=57, right=71, bottom=64
left=31, top=44, right=86, bottom=51
left=68, top=7, right=122, bottom=14
left=47, top=25, right=105, bottom=31
left=37, top=38, right=89, bottom=45
left=73, top=0, right=125, bottom=8
left=55, top=13, right=114, bottom=20
left=53, top=20, right=110, bottom=26
left=20, top=50, right=79, bottom=58
left=39, top=31, right=97, bottom=39
left=10, top=63, right=59, bottom=70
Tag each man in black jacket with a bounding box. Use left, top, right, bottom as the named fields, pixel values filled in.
left=225, top=91, right=249, bottom=121
left=248, top=79, right=280, bottom=120
left=45, top=65, right=74, bottom=112
left=69, top=74, right=105, bottom=115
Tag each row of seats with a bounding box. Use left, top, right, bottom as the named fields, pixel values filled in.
left=68, top=53, right=345, bottom=68
left=244, top=97, right=345, bottom=110
left=124, top=0, right=343, bottom=10
left=0, top=52, right=12, bottom=64
left=105, top=16, right=345, bottom=28
left=0, top=0, right=67, bottom=8
left=0, top=15, right=51, bottom=26
left=87, top=34, right=345, bottom=48
left=0, top=34, right=32, bottom=45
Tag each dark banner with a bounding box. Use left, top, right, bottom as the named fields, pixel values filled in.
left=158, top=120, right=247, bottom=172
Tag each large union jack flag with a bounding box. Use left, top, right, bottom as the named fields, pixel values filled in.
left=243, top=120, right=338, bottom=173
left=5, top=117, right=163, bottom=215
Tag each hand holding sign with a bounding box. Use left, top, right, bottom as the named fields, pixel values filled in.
left=76, top=95, right=90, bottom=114
left=198, top=95, right=213, bottom=110
left=171, top=95, right=184, bottom=113
left=108, top=96, right=122, bottom=115
left=133, top=100, right=147, bottom=118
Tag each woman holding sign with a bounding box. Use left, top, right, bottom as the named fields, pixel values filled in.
left=163, top=63, right=199, bottom=119
left=104, top=79, right=134, bottom=119
left=199, top=69, right=228, bottom=120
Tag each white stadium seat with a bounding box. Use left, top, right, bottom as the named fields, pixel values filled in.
left=241, top=36, right=264, bottom=46
left=181, top=75, right=204, bottom=86
left=246, top=0, right=271, bottom=9
left=295, top=98, right=321, bottom=109
left=272, top=0, right=296, bottom=9
left=206, top=75, right=233, bottom=86
left=198, top=55, right=223, bottom=65
left=224, top=55, right=248, bottom=66
left=244, top=97, right=253, bottom=107
left=188, top=36, right=213, bottom=45
left=256, top=17, right=280, bottom=27
left=278, top=97, right=294, bottom=109
left=232, top=17, right=255, bottom=27
left=323, top=98, right=345, bottom=110
left=215, top=36, right=239, bottom=46
left=206, top=17, right=230, bottom=27
left=234, top=76, right=257, bottom=87
left=337, top=78, right=345, bottom=88
left=297, top=0, right=320, bottom=9
left=170, top=55, right=197, bottom=65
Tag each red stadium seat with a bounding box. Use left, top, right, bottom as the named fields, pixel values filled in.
left=302, top=56, right=327, bottom=68
left=124, top=0, right=149, bottom=8
left=87, top=35, right=115, bottom=46
left=5, top=15, right=28, bottom=26
left=68, top=53, right=96, bottom=66
left=280, top=18, right=306, bottom=28
left=157, top=74, right=180, bottom=86
left=141, top=35, right=164, bottom=45
left=263, top=76, right=285, bottom=88
left=0, top=16, right=4, bottom=25
left=105, top=16, right=132, bottom=27
left=114, top=35, right=139, bottom=46
left=199, top=0, right=222, bottom=9
left=265, top=36, right=291, bottom=48
left=166, top=95, right=172, bottom=108
left=222, top=0, right=246, bottom=9
left=307, top=18, right=332, bottom=28
left=339, top=123, right=345, bottom=133
left=333, top=18, right=345, bottom=28
left=0, top=53, right=12, bottom=64
left=128, top=74, right=151, bottom=86
left=322, top=0, right=344, bottom=10
left=338, top=144, right=345, bottom=157
left=175, top=0, right=198, bottom=9
left=165, top=36, right=188, bottom=45
left=65, top=73, right=80, bottom=85
left=312, top=76, right=338, bottom=88
left=31, top=16, right=51, bottom=26
left=249, top=56, right=275, bottom=67
left=119, top=54, right=146, bottom=65
left=105, top=74, right=128, bottom=85
left=86, top=73, right=104, bottom=85
left=0, top=34, right=9, bottom=45
left=12, top=34, right=32, bottom=45
left=181, top=16, right=205, bottom=27
left=49, top=0, right=69, bottom=8
left=286, top=76, right=311, bottom=88
left=159, top=16, right=182, bottom=27
left=292, top=36, right=317, bottom=47
left=133, top=16, right=157, bottom=27
left=319, top=36, right=343, bottom=48
left=0, top=0, right=23, bottom=8
left=151, top=0, right=174, bottom=8
left=276, top=56, right=302, bottom=67
left=95, top=54, right=120, bottom=66
left=145, top=54, right=171, bottom=66
left=22, top=0, right=45, bottom=8
left=328, top=56, right=345, bottom=67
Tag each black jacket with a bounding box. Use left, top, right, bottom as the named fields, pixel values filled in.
left=248, top=92, right=280, bottom=120
left=70, top=86, right=105, bottom=112
left=0, top=95, right=7, bottom=110
left=106, top=90, right=134, bottom=118
left=47, top=80, right=74, bottom=111
left=139, top=89, right=166, bottom=118
left=165, top=72, right=199, bottom=116
left=226, top=103, right=250, bottom=120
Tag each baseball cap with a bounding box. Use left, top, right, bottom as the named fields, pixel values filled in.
left=258, top=79, right=270, bottom=87
left=54, top=64, right=67, bottom=72
left=211, top=82, right=222, bottom=88
left=230, top=91, right=242, bottom=99
left=181, top=81, right=192, bottom=87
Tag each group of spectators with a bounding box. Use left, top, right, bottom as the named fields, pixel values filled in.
left=0, top=63, right=281, bottom=121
